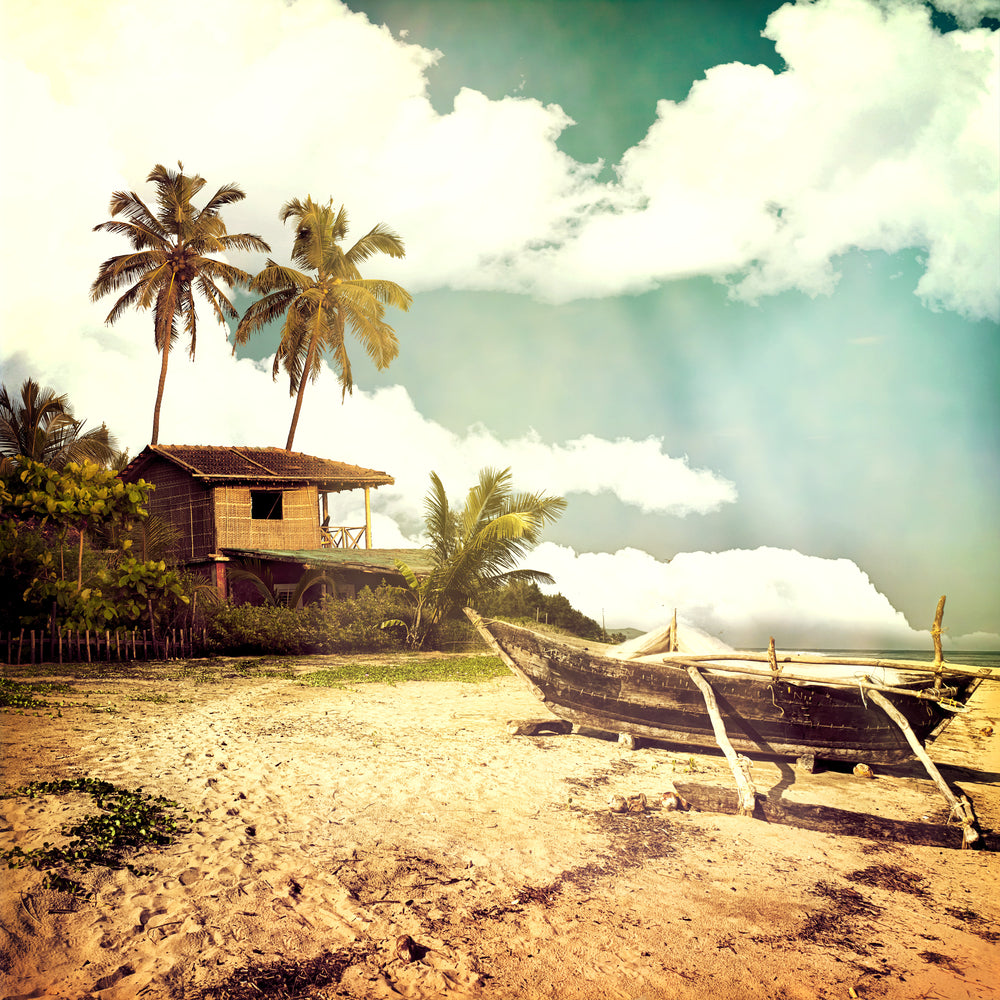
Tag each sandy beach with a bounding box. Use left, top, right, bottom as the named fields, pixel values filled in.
left=2, top=655, right=998, bottom=1000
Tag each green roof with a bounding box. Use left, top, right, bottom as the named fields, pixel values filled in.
left=221, top=547, right=434, bottom=576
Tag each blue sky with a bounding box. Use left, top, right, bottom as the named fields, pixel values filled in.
left=1, top=0, right=997, bottom=646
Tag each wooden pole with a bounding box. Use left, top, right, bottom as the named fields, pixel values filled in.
left=867, top=689, right=979, bottom=848
left=364, top=487, right=372, bottom=549
left=931, top=595, right=946, bottom=690
left=662, top=662, right=964, bottom=703
left=17, top=628, right=24, bottom=666
left=686, top=665, right=758, bottom=816
left=663, top=651, right=992, bottom=679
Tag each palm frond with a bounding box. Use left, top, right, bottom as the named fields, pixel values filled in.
left=345, top=222, right=406, bottom=264
left=199, top=182, right=247, bottom=215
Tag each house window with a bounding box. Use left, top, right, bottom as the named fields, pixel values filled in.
left=251, top=490, right=283, bottom=520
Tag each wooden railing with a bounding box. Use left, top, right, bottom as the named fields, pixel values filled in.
left=320, top=525, right=367, bottom=549
left=3, top=627, right=207, bottom=665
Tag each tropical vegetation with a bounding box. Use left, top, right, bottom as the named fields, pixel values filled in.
left=0, top=378, right=117, bottom=476
left=390, top=467, right=567, bottom=648
left=90, top=163, right=269, bottom=445
left=234, top=197, right=411, bottom=449
left=476, top=579, right=624, bottom=643
left=1, top=455, right=190, bottom=633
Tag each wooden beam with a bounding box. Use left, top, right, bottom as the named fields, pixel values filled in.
left=662, top=651, right=992, bottom=678
left=866, top=689, right=979, bottom=848
left=685, top=665, right=758, bottom=816
left=364, top=487, right=371, bottom=549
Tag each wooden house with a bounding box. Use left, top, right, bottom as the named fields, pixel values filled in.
left=120, top=445, right=427, bottom=601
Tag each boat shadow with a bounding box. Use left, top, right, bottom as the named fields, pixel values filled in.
left=573, top=726, right=996, bottom=851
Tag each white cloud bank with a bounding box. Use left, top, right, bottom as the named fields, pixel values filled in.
left=515, top=0, right=999, bottom=318
left=1, top=0, right=997, bottom=325
left=527, top=542, right=1000, bottom=650
left=0, top=336, right=736, bottom=531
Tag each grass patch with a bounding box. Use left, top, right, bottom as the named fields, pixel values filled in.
left=1, top=778, right=190, bottom=898
left=299, top=654, right=508, bottom=687
left=0, top=677, right=72, bottom=712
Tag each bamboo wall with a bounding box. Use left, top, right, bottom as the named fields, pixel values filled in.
left=214, top=485, right=322, bottom=551
left=142, top=458, right=216, bottom=561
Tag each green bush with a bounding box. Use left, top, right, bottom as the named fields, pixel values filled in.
left=206, top=585, right=414, bottom=655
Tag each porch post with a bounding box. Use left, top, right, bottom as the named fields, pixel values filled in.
left=210, top=556, right=229, bottom=601
left=364, top=487, right=372, bottom=549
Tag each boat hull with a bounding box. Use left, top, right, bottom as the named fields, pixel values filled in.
left=470, top=615, right=978, bottom=764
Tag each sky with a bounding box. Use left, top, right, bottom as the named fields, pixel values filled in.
left=1, top=0, right=998, bottom=648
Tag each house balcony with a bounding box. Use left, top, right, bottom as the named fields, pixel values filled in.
left=321, top=524, right=368, bottom=549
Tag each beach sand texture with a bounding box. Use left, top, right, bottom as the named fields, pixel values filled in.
left=2, top=657, right=998, bottom=999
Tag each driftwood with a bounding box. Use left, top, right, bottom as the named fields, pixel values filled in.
left=506, top=718, right=573, bottom=736
left=867, top=690, right=980, bottom=848
left=685, top=666, right=758, bottom=816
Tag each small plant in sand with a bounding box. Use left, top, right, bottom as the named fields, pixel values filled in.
left=0, top=677, right=71, bottom=712
left=670, top=756, right=705, bottom=774
left=1, top=778, right=190, bottom=898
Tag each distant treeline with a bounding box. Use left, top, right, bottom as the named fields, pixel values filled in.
left=477, top=582, right=624, bottom=643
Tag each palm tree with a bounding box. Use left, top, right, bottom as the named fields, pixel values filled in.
left=392, top=467, right=567, bottom=648
left=234, top=197, right=412, bottom=450
left=90, top=162, right=270, bottom=445
left=0, top=378, right=117, bottom=475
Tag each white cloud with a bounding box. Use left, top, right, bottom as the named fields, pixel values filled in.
left=514, top=0, right=998, bottom=317
left=2, top=0, right=996, bottom=331
left=527, top=542, right=948, bottom=648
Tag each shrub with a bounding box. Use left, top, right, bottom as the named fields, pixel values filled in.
left=206, top=585, right=414, bottom=655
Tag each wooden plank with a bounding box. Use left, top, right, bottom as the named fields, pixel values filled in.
left=686, top=666, right=758, bottom=816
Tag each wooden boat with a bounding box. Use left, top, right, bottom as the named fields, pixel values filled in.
left=464, top=609, right=990, bottom=765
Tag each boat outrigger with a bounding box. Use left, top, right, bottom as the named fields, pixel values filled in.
left=465, top=598, right=995, bottom=847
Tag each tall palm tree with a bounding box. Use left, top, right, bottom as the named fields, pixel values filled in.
left=0, top=378, right=117, bottom=475
left=234, top=197, right=412, bottom=450
left=90, top=162, right=270, bottom=445
left=392, top=467, right=567, bottom=647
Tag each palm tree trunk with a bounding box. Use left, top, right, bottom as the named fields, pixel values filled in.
left=151, top=335, right=171, bottom=446
left=285, top=314, right=322, bottom=450
left=150, top=277, right=178, bottom=447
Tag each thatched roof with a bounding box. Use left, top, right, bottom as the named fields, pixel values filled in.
left=122, top=445, right=394, bottom=492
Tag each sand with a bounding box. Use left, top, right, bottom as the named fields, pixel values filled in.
left=1, top=656, right=998, bottom=1000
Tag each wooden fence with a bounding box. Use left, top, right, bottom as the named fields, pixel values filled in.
left=3, top=627, right=208, bottom=666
